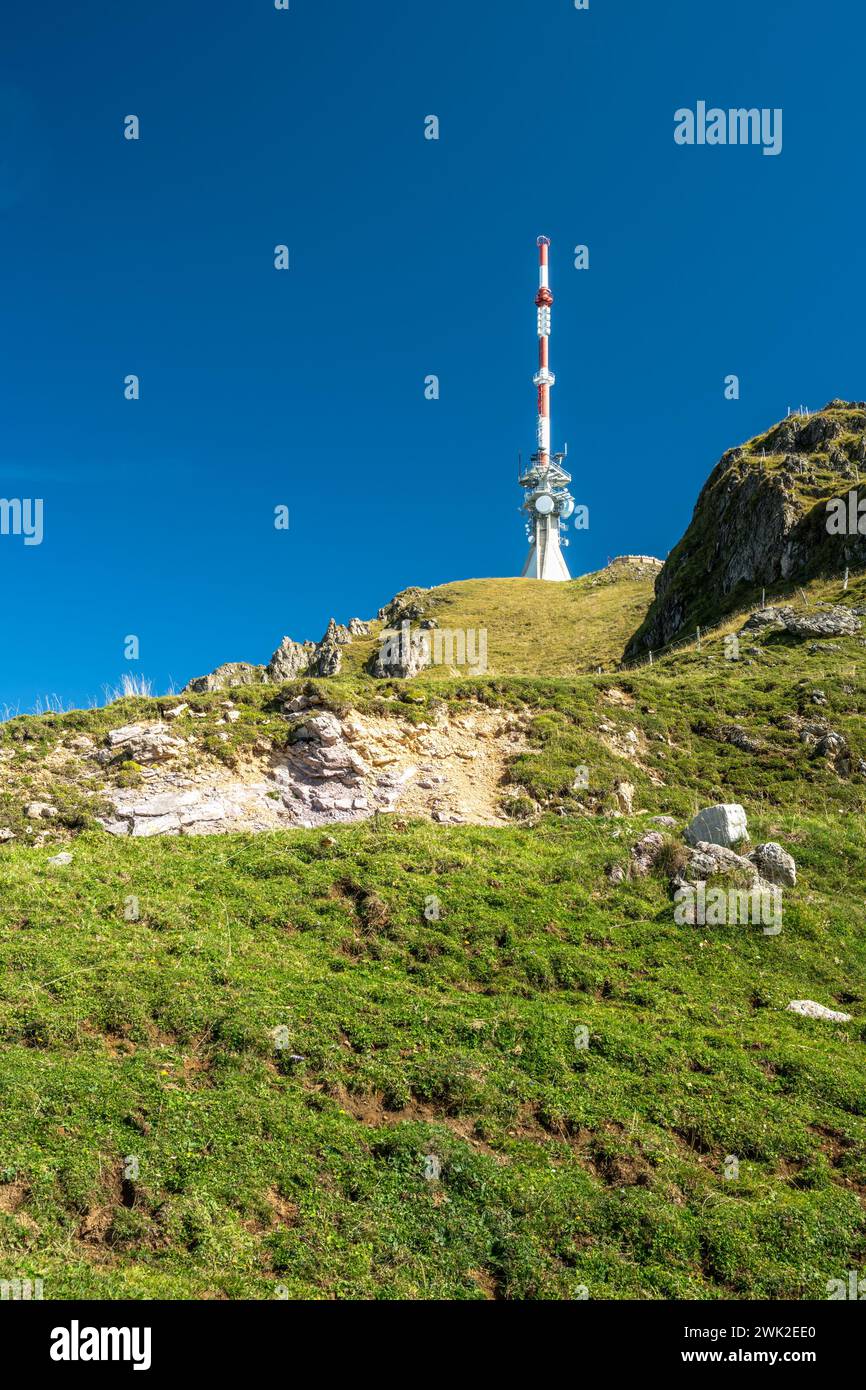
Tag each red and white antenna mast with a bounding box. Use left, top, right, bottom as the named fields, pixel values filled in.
left=535, top=236, right=554, bottom=465
left=519, top=237, right=574, bottom=581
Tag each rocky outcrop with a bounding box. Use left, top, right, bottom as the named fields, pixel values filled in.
left=606, top=556, right=664, bottom=579
left=376, top=587, right=429, bottom=627
left=106, top=723, right=187, bottom=764
left=740, top=605, right=861, bottom=640
left=626, top=402, right=866, bottom=657
left=369, top=623, right=433, bottom=679
left=185, top=663, right=265, bottom=694
left=306, top=619, right=351, bottom=677
left=186, top=615, right=373, bottom=692
left=97, top=704, right=527, bottom=837
left=267, top=638, right=315, bottom=682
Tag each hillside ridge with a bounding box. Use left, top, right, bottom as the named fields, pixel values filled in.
left=626, top=400, right=866, bottom=658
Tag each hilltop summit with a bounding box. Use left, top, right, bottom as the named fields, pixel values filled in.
left=184, top=560, right=663, bottom=691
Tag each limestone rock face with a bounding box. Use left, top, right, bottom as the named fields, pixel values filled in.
left=784, top=608, right=861, bottom=639
left=185, top=663, right=265, bottom=694
left=307, top=620, right=347, bottom=677
left=106, top=723, right=186, bottom=764
left=684, top=804, right=748, bottom=850
left=267, top=638, right=315, bottom=682
left=741, top=606, right=861, bottom=640
left=625, top=402, right=866, bottom=658
left=96, top=704, right=524, bottom=840
left=370, top=625, right=433, bottom=678
left=191, top=614, right=374, bottom=690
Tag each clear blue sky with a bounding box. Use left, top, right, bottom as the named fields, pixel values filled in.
left=1, top=0, right=862, bottom=710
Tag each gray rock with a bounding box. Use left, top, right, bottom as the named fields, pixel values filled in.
left=711, top=724, right=764, bottom=754
left=184, top=663, right=266, bottom=694
left=370, top=622, right=433, bottom=679
left=748, top=842, right=797, bottom=887
left=295, top=712, right=343, bottom=746
left=26, top=802, right=56, bottom=820
left=629, top=830, right=666, bottom=877
left=305, top=619, right=350, bottom=677
left=742, top=605, right=861, bottom=641
left=181, top=801, right=226, bottom=825
left=685, top=841, right=760, bottom=884
left=100, top=819, right=131, bottom=837
left=787, top=1000, right=852, bottom=1023
left=815, top=731, right=848, bottom=759
left=124, top=790, right=200, bottom=818
left=267, top=637, right=315, bottom=682
left=107, top=723, right=185, bottom=764
left=684, top=804, right=748, bottom=849
left=131, top=814, right=181, bottom=837
left=741, top=607, right=790, bottom=633
left=47, top=851, right=73, bottom=867
left=785, top=608, right=861, bottom=640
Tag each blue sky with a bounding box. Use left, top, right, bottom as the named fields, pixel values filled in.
left=1, top=0, right=862, bottom=710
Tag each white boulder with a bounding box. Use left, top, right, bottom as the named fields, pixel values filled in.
left=787, top=1000, right=852, bottom=1023
left=684, top=804, right=748, bottom=849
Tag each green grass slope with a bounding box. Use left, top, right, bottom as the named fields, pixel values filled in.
left=1, top=572, right=865, bottom=1300
left=326, top=559, right=663, bottom=680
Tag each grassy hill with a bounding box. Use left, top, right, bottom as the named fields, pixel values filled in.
left=341, top=561, right=662, bottom=678
left=186, top=558, right=664, bottom=689
left=1, top=567, right=865, bottom=1300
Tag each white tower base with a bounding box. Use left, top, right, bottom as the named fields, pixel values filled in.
left=522, top=517, right=571, bottom=581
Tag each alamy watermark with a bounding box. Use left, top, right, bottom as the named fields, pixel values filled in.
left=674, top=883, right=783, bottom=935
left=0, top=498, right=43, bottom=546
left=675, top=102, right=783, bottom=157
left=827, top=1270, right=866, bottom=1299
left=50, top=1323, right=152, bottom=1370
left=378, top=621, right=488, bottom=675
left=825, top=491, right=866, bottom=536
left=1, top=1277, right=43, bottom=1300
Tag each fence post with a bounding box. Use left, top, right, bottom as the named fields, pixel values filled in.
left=696, top=627, right=701, bottom=652
left=844, top=567, right=849, bottom=591
left=649, top=650, right=653, bottom=666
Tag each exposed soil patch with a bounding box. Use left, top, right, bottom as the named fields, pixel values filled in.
left=82, top=706, right=531, bottom=838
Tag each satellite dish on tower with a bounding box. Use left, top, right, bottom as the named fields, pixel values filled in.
left=535, top=493, right=554, bottom=515
left=560, top=498, right=575, bottom=520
